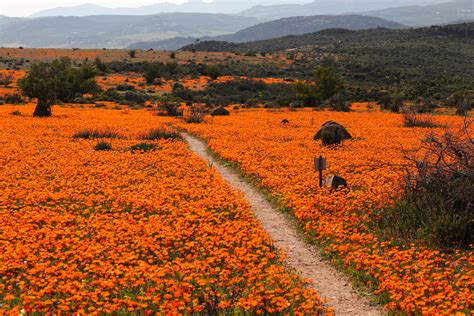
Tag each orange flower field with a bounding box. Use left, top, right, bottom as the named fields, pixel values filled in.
left=0, top=105, right=326, bottom=314
left=176, top=109, right=473, bottom=314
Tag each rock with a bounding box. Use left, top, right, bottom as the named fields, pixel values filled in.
left=314, top=121, right=352, bottom=146
left=210, top=106, right=230, bottom=116
left=325, top=174, right=347, bottom=191
left=281, top=119, right=290, bottom=124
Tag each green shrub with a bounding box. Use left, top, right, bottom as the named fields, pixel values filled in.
left=124, top=91, right=148, bottom=105
left=94, top=141, right=112, bottom=151
left=10, top=110, right=22, bottom=116
left=130, top=142, right=158, bottom=152
left=157, top=102, right=182, bottom=117
left=73, top=129, right=121, bottom=139
left=140, top=128, right=183, bottom=141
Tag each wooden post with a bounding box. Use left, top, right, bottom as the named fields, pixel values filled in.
left=319, top=155, right=323, bottom=188
left=314, top=156, right=327, bottom=188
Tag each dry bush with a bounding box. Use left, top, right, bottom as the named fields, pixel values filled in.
left=383, top=120, right=473, bottom=247
left=184, top=110, right=205, bottom=123
left=402, top=110, right=439, bottom=128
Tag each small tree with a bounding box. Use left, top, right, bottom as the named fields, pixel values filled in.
left=205, top=65, right=222, bottom=80
left=143, top=62, right=162, bottom=85
left=19, top=57, right=100, bottom=117
left=294, top=81, right=318, bottom=107
left=294, top=66, right=343, bottom=107
left=313, top=66, right=343, bottom=101
left=93, top=58, right=107, bottom=73
left=128, top=50, right=137, bottom=58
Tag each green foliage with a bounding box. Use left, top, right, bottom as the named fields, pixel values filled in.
left=173, top=79, right=294, bottom=107
left=18, top=57, right=100, bottom=117
left=157, top=101, right=182, bottom=117
left=124, top=91, right=149, bottom=105
left=94, top=141, right=112, bottom=151
left=313, top=66, right=343, bottom=101
left=205, top=65, right=222, bottom=80
left=93, top=58, right=107, bottom=73
left=294, top=66, right=344, bottom=107
left=143, top=62, right=162, bottom=84
left=73, top=129, right=121, bottom=139
left=142, top=62, right=184, bottom=84
left=188, top=23, right=474, bottom=102
left=130, top=142, right=158, bottom=152
left=172, top=82, right=184, bottom=92
left=0, top=74, right=13, bottom=87
left=294, top=81, right=318, bottom=107
left=140, top=128, right=183, bottom=141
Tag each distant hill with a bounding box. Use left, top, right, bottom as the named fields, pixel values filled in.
left=0, top=13, right=262, bottom=48
left=239, top=0, right=472, bottom=26
left=0, top=15, right=25, bottom=26
left=182, top=22, right=474, bottom=97
left=239, top=0, right=448, bottom=19
left=129, top=15, right=404, bottom=50
left=29, top=0, right=304, bottom=18
left=182, top=22, right=474, bottom=52
left=214, top=15, right=404, bottom=42
left=366, top=0, right=474, bottom=26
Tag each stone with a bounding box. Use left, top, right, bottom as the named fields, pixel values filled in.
left=325, top=174, right=347, bottom=191
left=210, top=106, right=230, bottom=116
left=314, top=121, right=352, bottom=146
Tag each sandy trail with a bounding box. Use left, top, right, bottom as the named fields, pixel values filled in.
left=184, top=133, right=384, bottom=315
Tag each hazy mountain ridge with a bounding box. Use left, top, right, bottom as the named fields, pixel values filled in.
left=365, top=0, right=474, bottom=26
left=240, top=0, right=472, bottom=26
left=129, top=15, right=405, bottom=50
left=0, top=13, right=262, bottom=48
left=29, top=0, right=305, bottom=18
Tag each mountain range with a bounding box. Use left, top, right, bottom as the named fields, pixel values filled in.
left=29, top=0, right=305, bottom=18
left=240, top=0, right=472, bottom=26
left=0, top=0, right=471, bottom=49
left=181, top=21, right=474, bottom=52
left=129, top=15, right=405, bottom=50
left=0, top=13, right=262, bottom=48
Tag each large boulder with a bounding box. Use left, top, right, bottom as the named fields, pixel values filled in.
left=210, top=106, right=230, bottom=116
left=314, top=121, right=352, bottom=146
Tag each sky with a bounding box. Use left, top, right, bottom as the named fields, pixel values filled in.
left=0, top=0, right=189, bottom=17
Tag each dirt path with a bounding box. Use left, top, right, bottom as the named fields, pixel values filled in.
left=184, top=133, right=384, bottom=315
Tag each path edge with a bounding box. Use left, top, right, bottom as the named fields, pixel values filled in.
left=181, top=131, right=386, bottom=314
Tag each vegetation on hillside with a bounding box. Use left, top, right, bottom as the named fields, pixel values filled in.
left=182, top=23, right=474, bottom=102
